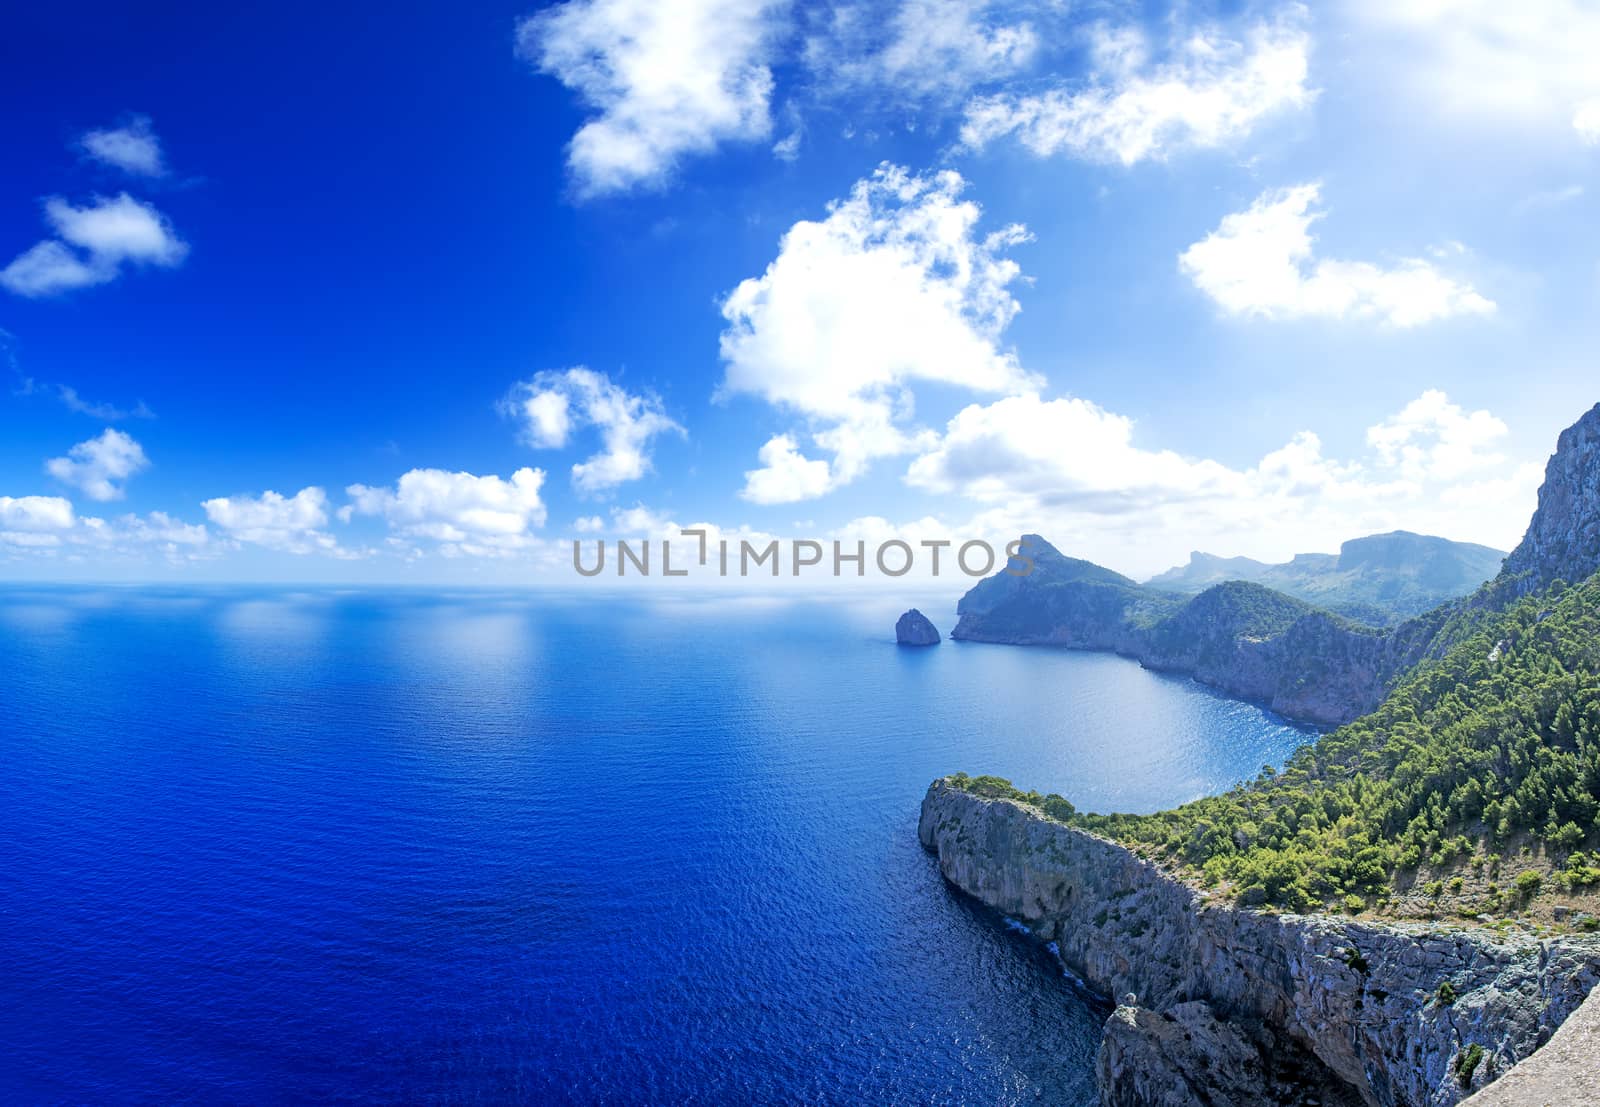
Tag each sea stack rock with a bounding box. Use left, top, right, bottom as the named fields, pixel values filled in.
left=895, top=609, right=941, bottom=646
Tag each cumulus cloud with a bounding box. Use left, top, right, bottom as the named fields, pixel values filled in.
left=203, top=487, right=349, bottom=556
left=907, top=394, right=1246, bottom=513
left=0, top=495, right=210, bottom=562
left=960, top=9, right=1311, bottom=163
left=805, top=0, right=1037, bottom=101
left=903, top=389, right=1539, bottom=576
left=2, top=193, right=188, bottom=298
left=0, top=495, right=77, bottom=548
left=1178, top=183, right=1495, bottom=327
left=80, top=116, right=167, bottom=177
left=73, top=511, right=212, bottom=563
left=517, top=0, right=788, bottom=196
left=741, top=434, right=835, bottom=505
left=1346, top=1, right=1600, bottom=146
left=1367, top=389, right=1508, bottom=480
left=503, top=368, right=681, bottom=494
left=720, top=164, right=1035, bottom=502
left=45, top=428, right=150, bottom=501
left=344, top=467, right=548, bottom=557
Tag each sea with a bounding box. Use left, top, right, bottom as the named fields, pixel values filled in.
left=0, top=587, right=1313, bottom=1105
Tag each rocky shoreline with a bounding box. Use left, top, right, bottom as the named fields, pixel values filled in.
left=918, top=779, right=1600, bottom=1106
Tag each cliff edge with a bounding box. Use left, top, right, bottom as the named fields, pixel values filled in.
left=919, top=779, right=1600, bottom=1107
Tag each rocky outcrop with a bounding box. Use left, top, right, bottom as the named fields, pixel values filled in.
left=1503, top=402, right=1600, bottom=595
left=919, top=780, right=1600, bottom=1107
left=895, top=608, right=941, bottom=646
left=1098, top=999, right=1363, bottom=1107
left=1461, top=984, right=1600, bottom=1105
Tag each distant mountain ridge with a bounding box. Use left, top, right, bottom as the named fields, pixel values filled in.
left=1147, top=530, right=1506, bottom=626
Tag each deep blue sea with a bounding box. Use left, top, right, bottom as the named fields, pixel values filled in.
left=0, top=588, right=1313, bottom=1105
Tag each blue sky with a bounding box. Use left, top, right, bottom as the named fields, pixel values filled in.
left=3, top=0, right=1598, bottom=585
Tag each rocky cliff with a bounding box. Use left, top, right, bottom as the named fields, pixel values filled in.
left=1503, top=402, right=1600, bottom=593
left=919, top=780, right=1600, bottom=1107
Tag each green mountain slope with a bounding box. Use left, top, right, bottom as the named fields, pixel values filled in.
left=1073, top=573, right=1600, bottom=916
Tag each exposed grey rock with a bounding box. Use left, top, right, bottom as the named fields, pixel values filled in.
left=894, top=608, right=941, bottom=646
left=1098, top=1001, right=1270, bottom=1107
left=1503, top=402, right=1600, bottom=595
left=1098, top=999, right=1363, bottom=1107
left=1462, top=983, right=1600, bottom=1105
left=918, top=781, right=1600, bottom=1107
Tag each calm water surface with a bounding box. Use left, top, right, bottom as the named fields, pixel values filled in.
left=0, top=588, right=1312, bottom=1104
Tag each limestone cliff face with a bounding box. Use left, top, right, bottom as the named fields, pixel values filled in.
left=1503, top=402, right=1600, bottom=594
left=919, top=781, right=1600, bottom=1107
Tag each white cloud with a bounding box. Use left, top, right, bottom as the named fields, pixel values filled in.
left=344, top=467, right=548, bottom=557
left=504, top=368, right=681, bottom=494
left=2, top=193, right=188, bottom=298
left=0, top=494, right=75, bottom=551
left=1, top=242, right=104, bottom=297
left=608, top=503, right=677, bottom=534
left=805, top=0, right=1037, bottom=101
left=0, top=495, right=76, bottom=531
left=1178, top=183, right=1495, bottom=327
left=55, top=385, right=155, bottom=421
left=45, top=428, right=149, bottom=502
left=903, top=389, right=1539, bottom=576
left=73, top=511, right=213, bottom=562
left=203, top=487, right=348, bottom=556
left=0, top=496, right=213, bottom=562
left=720, top=163, right=1036, bottom=502
left=517, top=0, right=788, bottom=196
left=505, top=367, right=681, bottom=492
left=742, top=434, right=835, bottom=504
left=907, top=393, right=1246, bottom=513
left=1366, top=389, right=1507, bottom=480
left=80, top=116, right=167, bottom=177
left=960, top=10, right=1311, bottom=163
left=1346, top=1, right=1600, bottom=145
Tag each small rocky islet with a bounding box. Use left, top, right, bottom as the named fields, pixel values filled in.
left=894, top=608, right=941, bottom=646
